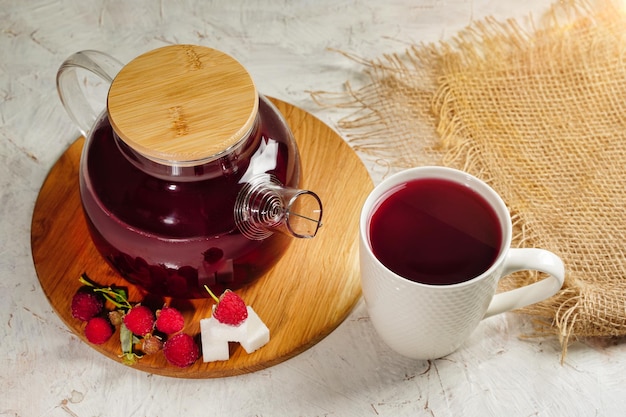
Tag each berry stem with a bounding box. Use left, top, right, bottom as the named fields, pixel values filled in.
left=79, top=273, right=131, bottom=310
left=203, top=285, right=220, bottom=304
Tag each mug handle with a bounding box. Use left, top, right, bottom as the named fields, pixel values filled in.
left=483, top=248, right=565, bottom=319
left=56, top=50, right=124, bottom=137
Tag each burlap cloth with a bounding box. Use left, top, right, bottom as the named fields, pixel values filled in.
left=314, top=0, right=626, bottom=356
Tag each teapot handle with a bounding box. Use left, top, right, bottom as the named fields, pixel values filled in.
left=56, top=50, right=124, bottom=137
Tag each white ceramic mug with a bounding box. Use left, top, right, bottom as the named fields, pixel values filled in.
left=359, top=166, right=565, bottom=360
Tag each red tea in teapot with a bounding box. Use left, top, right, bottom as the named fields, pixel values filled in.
left=81, top=97, right=296, bottom=298
left=59, top=45, right=322, bottom=299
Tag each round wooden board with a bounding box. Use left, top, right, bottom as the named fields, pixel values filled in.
left=31, top=98, right=373, bottom=378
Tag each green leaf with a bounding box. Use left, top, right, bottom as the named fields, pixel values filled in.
left=119, top=323, right=141, bottom=366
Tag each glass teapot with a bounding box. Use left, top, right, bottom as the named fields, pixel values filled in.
left=57, top=45, right=323, bottom=299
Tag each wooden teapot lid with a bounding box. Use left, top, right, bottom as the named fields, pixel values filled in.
left=107, top=45, right=258, bottom=165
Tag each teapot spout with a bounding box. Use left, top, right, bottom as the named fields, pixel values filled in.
left=235, top=175, right=323, bottom=240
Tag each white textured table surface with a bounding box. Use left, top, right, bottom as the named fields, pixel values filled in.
left=2, top=1, right=625, bottom=416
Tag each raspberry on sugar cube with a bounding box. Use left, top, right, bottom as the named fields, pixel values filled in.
left=200, top=318, right=230, bottom=362
left=240, top=306, right=270, bottom=354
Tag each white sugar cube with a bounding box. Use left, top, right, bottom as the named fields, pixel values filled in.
left=200, top=318, right=230, bottom=362
left=200, top=306, right=270, bottom=362
left=240, top=306, right=270, bottom=354
left=202, top=340, right=230, bottom=362
left=207, top=316, right=247, bottom=342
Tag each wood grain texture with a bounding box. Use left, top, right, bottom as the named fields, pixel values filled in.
left=30, top=97, right=372, bottom=378
left=108, top=45, right=258, bottom=164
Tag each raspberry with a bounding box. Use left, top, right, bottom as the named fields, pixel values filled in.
left=71, top=290, right=104, bottom=321
left=213, top=290, right=248, bottom=326
left=155, top=306, right=185, bottom=334
left=84, top=317, right=113, bottom=344
left=163, top=333, right=199, bottom=367
left=123, top=305, right=155, bottom=336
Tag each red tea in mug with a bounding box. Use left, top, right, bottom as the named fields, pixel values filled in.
left=368, top=178, right=502, bottom=285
